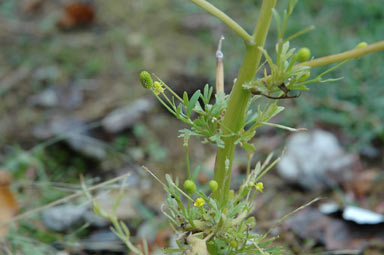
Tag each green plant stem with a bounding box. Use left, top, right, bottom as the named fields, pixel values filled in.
left=185, top=146, right=191, bottom=179
left=188, top=0, right=252, bottom=42
left=213, top=0, right=277, bottom=208
left=299, top=40, right=384, bottom=67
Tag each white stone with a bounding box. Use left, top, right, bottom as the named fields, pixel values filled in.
left=277, top=129, right=354, bottom=190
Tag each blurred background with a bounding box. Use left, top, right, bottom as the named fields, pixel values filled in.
left=0, top=0, right=383, bottom=254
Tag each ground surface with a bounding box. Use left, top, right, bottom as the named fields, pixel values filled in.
left=0, top=0, right=383, bottom=254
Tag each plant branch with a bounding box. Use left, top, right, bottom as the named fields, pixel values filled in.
left=299, top=40, right=384, bottom=68
left=213, top=0, right=277, bottom=208
left=250, top=40, right=384, bottom=86
left=188, top=0, right=252, bottom=42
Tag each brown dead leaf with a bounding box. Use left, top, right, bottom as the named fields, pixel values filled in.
left=57, top=2, right=95, bottom=30
left=350, top=169, right=378, bottom=197
left=154, top=229, right=172, bottom=248
left=0, top=170, right=19, bottom=238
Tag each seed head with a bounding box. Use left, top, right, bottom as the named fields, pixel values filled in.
left=296, top=47, right=311, bottom=62
left=184, top=179, right=196, bottom=194
left=139, top=71, right=153, bottom=89
left=209, top=180, right=218, bottom=192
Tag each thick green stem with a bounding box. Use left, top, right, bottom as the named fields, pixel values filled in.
left=213, top=0, right=277, bottom=207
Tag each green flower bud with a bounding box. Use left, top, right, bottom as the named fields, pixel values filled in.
left=230, top=240, right=238, bottom=249
left=153, top=81, right=165, bottom=95
left=184, top=179, right=196, bottom=194
left=139, top=71, right=153, bottom=89
left=356, top=42, right=368, bottom=49
left=209, top=180, right=218, bottom=192
left=296, top=47, right=311, bottom=63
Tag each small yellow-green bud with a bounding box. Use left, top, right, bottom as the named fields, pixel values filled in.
left=209, top=180, right=218, bottom=192
left=184, top=179, right=196, bottom=194
left=255, top=182, right=264, bottom=192
left=230, top=240, right=238, bottom=249
left=248, top=181, right=255, bottom=188
left=139, top=71, right=153, bottom=89
left=356, top=42, right=368, bottom=49
left=194, top=197, right=205, bottom=207
left=153, top=81, right=165, bottom=95
left=296, top=47, right=311, bottom=62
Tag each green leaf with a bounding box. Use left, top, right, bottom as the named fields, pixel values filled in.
left=187, top=90, right=201, bottom=117
left=209, top=134, right=224, bottom=148
left=272, top=8, right=281, bottom=37
left=264, top=103, right=284, bottom=122
left=176, top=104, right=184, bottom=118
left=191, top=165, right=201, bottom=180
left=194, top=101, right=204, bottom=113
left=201, top=84, right=213, bottom=106
left=242, top=143, right=256, bottom=153
left=183, top=91, right=189, bottom=105
left=290, top=84, right=309, bottom=91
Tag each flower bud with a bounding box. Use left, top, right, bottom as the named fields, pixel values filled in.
left=255, top=182, right=264, bottom=192
left=194, top=197, right=205, bottom=207
left=139, top=71, right=153, bottom=89
left=184, top=179, right=196, bottom=194
left=356, top=42, right=368, bottom=49
left=296, top=47, right=311, bottom=62
left=209, top=180, right=218, bottom=192
left=230, top=240, right=238, bottom=249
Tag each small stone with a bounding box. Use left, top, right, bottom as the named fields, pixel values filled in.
left=102, top=98, right=154, bottom=133
left=277, top=129, right=355, bottom=190
left=42, top=204, right=87, bottom=232
left=33, top=116, right=107, bottom=159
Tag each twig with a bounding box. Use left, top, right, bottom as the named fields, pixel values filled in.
left=264, top=197, right=322, bottom=237
left=1, top=172, right=131, bottom=227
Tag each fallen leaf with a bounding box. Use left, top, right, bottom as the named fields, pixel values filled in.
left=154, top=229, right=172, bottom=248
left=0, top=170, right=19, bottom=238
left=57, top=2, right=95, bottom=29
left=348, top=169, right=378, bottom=197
